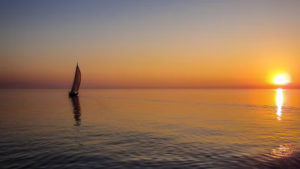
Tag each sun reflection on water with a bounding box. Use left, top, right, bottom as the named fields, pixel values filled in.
left=276, top=88, right=284, bottom=120
left=271, top=145, right=294, bottom=158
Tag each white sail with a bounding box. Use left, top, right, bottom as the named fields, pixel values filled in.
left=70, top=64, right=81, bottom=94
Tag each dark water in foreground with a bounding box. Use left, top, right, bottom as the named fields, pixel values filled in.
left=0, top=89, right=300, bottom=169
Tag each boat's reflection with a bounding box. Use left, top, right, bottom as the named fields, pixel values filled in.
left=276, top=88, right=284, bottom=121
left=70, top=96, right=81, bottom=126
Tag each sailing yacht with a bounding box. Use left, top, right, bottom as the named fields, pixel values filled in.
left=69, top=64, right=81, bottom=97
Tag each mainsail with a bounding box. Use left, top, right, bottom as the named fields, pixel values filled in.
left=70, top=64, right=81, bottom=94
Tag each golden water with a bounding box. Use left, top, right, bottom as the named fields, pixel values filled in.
left=0, top=89, right=300, bottom=168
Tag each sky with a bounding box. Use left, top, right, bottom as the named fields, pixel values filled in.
left=1, top=0, right=299, bottom=89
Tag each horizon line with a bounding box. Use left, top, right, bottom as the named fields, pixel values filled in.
left=1, top=86, right=299, bottom=90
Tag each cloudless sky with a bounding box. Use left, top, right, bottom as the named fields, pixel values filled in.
left=1, top=0, right=299, bottom=88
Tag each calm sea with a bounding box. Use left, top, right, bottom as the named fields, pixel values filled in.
left=0, top=89, right=300, bottom=169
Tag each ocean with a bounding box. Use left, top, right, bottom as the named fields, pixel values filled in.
left=0, top=89, right=300, bottom=169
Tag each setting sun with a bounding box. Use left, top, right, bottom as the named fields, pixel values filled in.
left=273, top=74, right=291, bottom=85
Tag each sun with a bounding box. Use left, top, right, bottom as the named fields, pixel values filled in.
left=273, top=74, right=291, bottom=85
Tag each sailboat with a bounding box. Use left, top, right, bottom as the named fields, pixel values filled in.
left=69, top=64, right=81, bottom=97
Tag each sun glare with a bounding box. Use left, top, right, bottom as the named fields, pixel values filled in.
left=273, top=74, right=291, bottom=85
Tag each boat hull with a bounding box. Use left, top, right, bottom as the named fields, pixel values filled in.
left=69, top=92, right=78, bottom=97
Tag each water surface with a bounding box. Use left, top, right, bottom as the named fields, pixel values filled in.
left=0, top=89, right=300, bottom=169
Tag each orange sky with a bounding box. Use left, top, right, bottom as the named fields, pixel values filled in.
left=1, top=1, right=300, bottom=88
